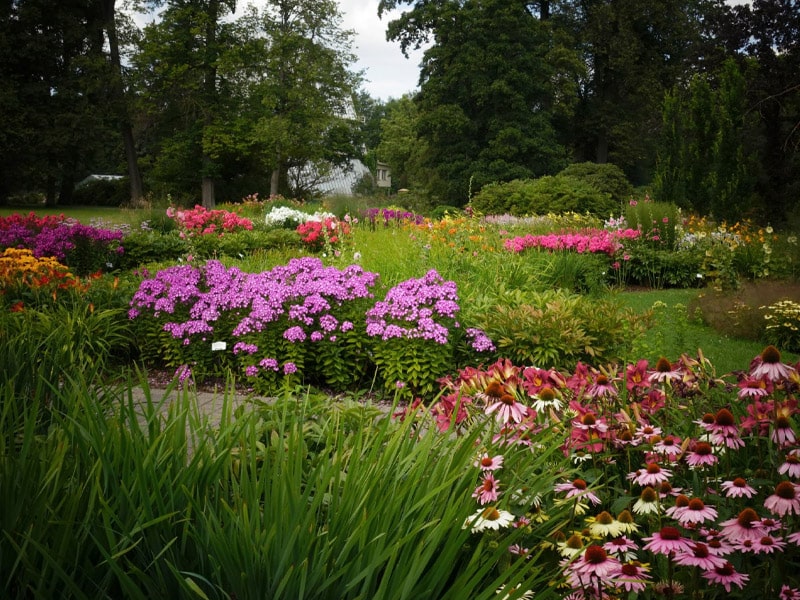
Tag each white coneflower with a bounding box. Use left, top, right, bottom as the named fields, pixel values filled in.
left=463, top=506, right=515, bottom=533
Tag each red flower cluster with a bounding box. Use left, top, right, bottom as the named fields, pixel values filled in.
left=166, top=205, right=253, bottom=238
left=296, top=217, right=349, bottom=251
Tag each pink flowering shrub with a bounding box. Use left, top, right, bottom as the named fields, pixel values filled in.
left=166, top=205, right=253, bottom=238
left=395, top=347, right=800, bottom=598
left=504, top=228, right=640, bottom=256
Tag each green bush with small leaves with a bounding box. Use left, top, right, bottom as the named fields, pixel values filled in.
left=558, top=162, right=634, bottom=204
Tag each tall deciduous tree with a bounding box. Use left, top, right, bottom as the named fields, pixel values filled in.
left=133, top=0, right=238, bottom=207
left=244, top=0, right=361, bottom=198
left=380, top=0, right=578, bottom=205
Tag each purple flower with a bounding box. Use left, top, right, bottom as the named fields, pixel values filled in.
left=283, top=362, right=297, bottom=375
left=259, top=357, right=279, bottom=371
left=245, top=365, right=259, bottom=377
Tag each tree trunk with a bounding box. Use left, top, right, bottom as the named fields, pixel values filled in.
left=103, top=0, right=144, bottom=205
left=270, top=167, right=280, bottom=197
left=202, top=176, right=215, bottom=208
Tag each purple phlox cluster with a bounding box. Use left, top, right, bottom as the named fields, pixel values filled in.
left=0, top=219, right=124, bottom=262
left=233, top=342, right=259, bottom=355
left=130, top=257, right=380, bottom=353
left=363, top=207, right=425, bottom=227
left=366, top=269, right=459, bottom=344
left=466, top=327, right=496, bottom=352
left=504, top=228, right=640, bottom=256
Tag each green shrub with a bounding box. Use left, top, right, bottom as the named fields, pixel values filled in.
left=471, top=289, right=648, bottom=370
left=471, top=175, right=619, bottom=218
left=118, top=231, right=188, bottom=268
left=616, top=248, right=704, bottom=289
left=429, top=204, right=463, bottom=220
left=72, top=177, right=130, bottom=206
left=558, top=162, right=634, bottom=204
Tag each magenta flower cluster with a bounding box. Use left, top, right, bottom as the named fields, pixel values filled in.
left=0, top=212, right=124, bottom=263
left=129, top=257, right=378, bottom=344
left=503, top=228, right=640, bottom=256
left=365, top=269, right=460, bottom=344
left=362, top=207, right=425, bottom=227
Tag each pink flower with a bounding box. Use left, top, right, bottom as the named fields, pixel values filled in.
left=764, top=481, right=800, bottom=517
left=603, top=536, right=639, bottom=561
left=642, top=526, right=694, bottom=555
left=676, top=498, right=718, bottom=526
left=609, top=561, right=651, bottom=593
left=685, top=441, right=718, bottom=468
left=628, top=462, right=672, bottom=487
left=779, top=450, right=800, bottom=478
left=485, top=393, right=528, bottom=424
left=719, top=508, right=767, bottom=542
left=702, top=562, right=749, bottom=592
left=673, top=542, right=726, bottom=570
left=475, top=453, right=504, bottom=471
left=648, top=356, right=682, bottom=384
left=472, top=473, right=500, bottom=505
left=750, top=345, right=795, bottom=382
left=554, top=478, right=601, bottom=505
left=736, top=534, right=786, bottom=554
left=572, top=545, right=621, bottom=579
left=720, top=477, right=757, bottom=499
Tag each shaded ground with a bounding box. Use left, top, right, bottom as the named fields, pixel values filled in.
left=690, top=279, right=800, bottom=344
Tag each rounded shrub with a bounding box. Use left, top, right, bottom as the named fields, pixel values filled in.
left=557, top=162, right=634, bottom=204
left=471, top=175, right=619, bottom=218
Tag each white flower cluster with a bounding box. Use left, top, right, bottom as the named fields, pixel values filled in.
left=264, top=206, right=335, bottom=228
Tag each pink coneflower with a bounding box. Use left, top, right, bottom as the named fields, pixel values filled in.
left=657, top=480, right=682, bottom=499
left=685, top=441, right=718, bottom=468
left=780, top=450, right=800, bottom=479
left=472, top=473, right=500, bottom=505
left=664, top=494, right=691, bottom=520
left=702, top=562, right=749, bottom=592
left=737, top=376, right=771, bottom=399
left=628, top=462, right=672, bottom=487
left=709, top=408, right=739, bottom=437
left=788, top=530, right=800, bottom=546
left=633, top=423, right=663, bottom=445
left=764, top=481, right=800, bottom=517
left=586, top=372, right=619, bottom=399
left=603, top=536, right=639, bottom=561
left=485, top=392, right=528, bottom=424
left=719, top=507, right=767, bottom=542
left=554, top=478, right=602, bottom=505
left=780, top=585, right=800, bottom=600
left=649, top=356, right=682, bottom=384
left=720, top=477, right=757, bottom=499
left=694, top=412, right=716, bottom=432
left=572, top=545, right=621, bottom=579
left=704, top=533, right=735, bottom=557
left=652, top=435, right=683, bottom=462
left=772, top=414, right=797, bottom=446
left=677, top=498, right=718, bottom=526
left=475, top=453, right=504, bottom=471
left=610, top=560, right=651, bottom=593
left=736, top=534, right=786, bottom=554
left=750, top=346, right=794, bottom=381
left=750, top=345, right=795, bottom=382
left=572, top=411, right=610, bottom=435
left=673, top=542, right=727, bottom=570
left=642, top=526, right=694, bottom=555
